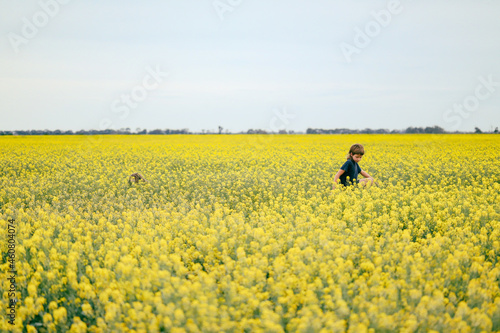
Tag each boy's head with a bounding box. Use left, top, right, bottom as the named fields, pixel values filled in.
left=347, top=143, right=364, bottom=162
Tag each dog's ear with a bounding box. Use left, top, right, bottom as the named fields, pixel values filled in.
left=128, top=173, right=147, bottom=184
left=128, top=173, right=137, bottom=183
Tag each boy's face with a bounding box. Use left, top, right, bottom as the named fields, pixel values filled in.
left=351, top=153, right=363, bottom=163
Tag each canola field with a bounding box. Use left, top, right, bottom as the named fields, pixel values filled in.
left=1, top=134, right=499, bottom=332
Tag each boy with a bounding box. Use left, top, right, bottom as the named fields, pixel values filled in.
left=332, top=143, right=375, bottom=189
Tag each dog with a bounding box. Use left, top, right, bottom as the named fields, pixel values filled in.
left=128, top=173, right=147, bottom=184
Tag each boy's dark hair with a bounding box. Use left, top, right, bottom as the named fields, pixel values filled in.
left=346, top=143, right=365, bottom=160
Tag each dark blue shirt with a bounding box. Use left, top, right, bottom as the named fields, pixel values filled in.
left=339, top=159, right=362, bottom=186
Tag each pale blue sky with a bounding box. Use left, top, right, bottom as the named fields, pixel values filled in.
left=1, top=0, right=499, bottom=133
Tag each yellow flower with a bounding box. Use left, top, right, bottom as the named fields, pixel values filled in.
left=53, top=307, right=67, bottom=324
left=43, top=313, right=53, bottom=324
left=82, top=303, right=93, bottom=317
left=1, top=134, right=498, bottom=331
left=27, top=325, right=37, bottom=333
left=69, top=317, right=87, bottom=333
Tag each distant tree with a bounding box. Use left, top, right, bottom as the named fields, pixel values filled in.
left=406, top=126, right=445, bottom=134
left=494, top=127, right=498, bottom=134
left=218, top=126, right=223, bottom=134
left=422, top=126, right=445, bottom=134
left=247, top=129, right=268, bottom=134
left=475, top=127, right=483, bottom=134
left=433, top=126, right=445, bottom=134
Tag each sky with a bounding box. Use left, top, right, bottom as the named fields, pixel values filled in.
left=1, top=0, right=500, bottom=133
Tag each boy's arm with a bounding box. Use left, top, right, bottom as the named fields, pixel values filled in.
left=360, top=170, right=379, bottom=186
left=360, top=170, right=372, bottom=179
left=332, top=169, right=345, bottom=189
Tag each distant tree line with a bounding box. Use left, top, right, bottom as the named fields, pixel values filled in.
left=0, top=126, right=498, bottom=135
left=245, top=129, right=297, bottom=134
left=142, top=129, right=190, bottom=135
left=0, top=128, right=190, bottom=135
left=306, top=126, right=499, bottom=134
left=306, top=128, right=399, bottom=134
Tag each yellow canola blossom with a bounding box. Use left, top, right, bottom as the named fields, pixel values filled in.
left=0, top=134, right=499, bottom=332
